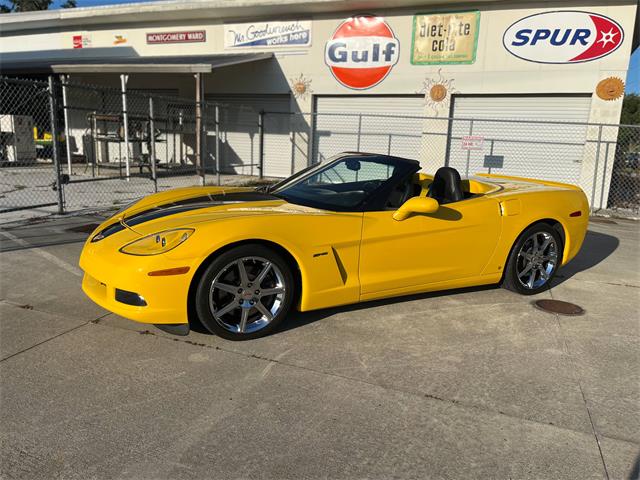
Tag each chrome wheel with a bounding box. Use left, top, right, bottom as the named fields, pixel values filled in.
left=516, top=231, right=559, bottom=290
left=208, top=256, right=286, bottom=334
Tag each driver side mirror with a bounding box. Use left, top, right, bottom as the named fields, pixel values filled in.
left=392, top=197, right=439, bottom=221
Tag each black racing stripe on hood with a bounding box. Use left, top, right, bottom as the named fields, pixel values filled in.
left=92, top=191, right=279, bottom=242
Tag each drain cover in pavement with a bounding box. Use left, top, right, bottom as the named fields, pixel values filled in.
left=533, top=299, right=585, bottom=316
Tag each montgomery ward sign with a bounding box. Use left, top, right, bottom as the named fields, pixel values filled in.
left=412, top=11, right=480, bottom=64
left=224, top=21, right=311, bottom=48
left=147, top=31, right=206, bottom=44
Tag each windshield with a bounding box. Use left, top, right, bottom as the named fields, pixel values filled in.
left=271, top=154, right=419, bottom=211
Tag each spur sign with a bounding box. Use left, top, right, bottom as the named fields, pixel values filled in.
left=325, top=15, right=399, bottom=90
left=503, top=11, right=624, bottom=64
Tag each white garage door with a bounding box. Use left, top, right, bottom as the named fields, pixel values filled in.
left=206, top=95, right=291, bottom=177
left=314, top=96, right=425, bottom=163
left=448, top=95, right=592, bottom=183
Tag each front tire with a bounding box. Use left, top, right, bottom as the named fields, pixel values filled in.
left=195, top=244, right=295, bottom=340
left=502, top=223, right=562, bottom=295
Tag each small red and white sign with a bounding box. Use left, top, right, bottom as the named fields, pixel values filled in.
left=72, top=34, right=91, bottom=49
left=325, top=15, right=399, bottom=90
left=503, top=11, right=624, bottom=64
left=147, top=30, right=207, bottom=44
left=461, top=135, right=484, bottom=150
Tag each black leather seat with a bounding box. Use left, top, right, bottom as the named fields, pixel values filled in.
left=427, top=167, right=464, bottom=204
left=386, top=177, right=413, bottom=208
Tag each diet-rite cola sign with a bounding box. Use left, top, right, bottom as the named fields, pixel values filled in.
left=503, top=11, right=624, bottom=64
left=325, top=15, right=399, bottom=90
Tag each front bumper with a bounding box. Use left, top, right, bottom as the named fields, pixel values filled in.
left=80, top=244, right=195, bottom=326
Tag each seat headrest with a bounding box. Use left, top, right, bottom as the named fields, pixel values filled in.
left=428, top=167, right=463, bottom=204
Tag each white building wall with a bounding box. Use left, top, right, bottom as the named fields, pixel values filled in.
left=1, top=0, right=636, bottom=204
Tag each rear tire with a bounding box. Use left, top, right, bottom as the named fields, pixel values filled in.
left=195, top=244, right=295, bottom=340
left=502, top=223, right=562, bottom=295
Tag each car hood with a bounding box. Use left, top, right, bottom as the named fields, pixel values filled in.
left=92, top=186, right=328, bottom=241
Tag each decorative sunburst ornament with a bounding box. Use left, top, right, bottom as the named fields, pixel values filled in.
left=417, top=69, right=457, bottom=115
left=596, top=77, right=625, bottom=101
left=290, top=74, right=313, bottom=100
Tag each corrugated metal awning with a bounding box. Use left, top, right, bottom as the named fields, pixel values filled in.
left=0, top=49, right=274, bottom=74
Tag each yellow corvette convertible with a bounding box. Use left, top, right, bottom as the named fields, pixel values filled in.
left=80, top=153, right=588, bottom=340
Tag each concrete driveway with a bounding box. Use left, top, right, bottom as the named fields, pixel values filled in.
left=0, top=214, right=638, bottom=479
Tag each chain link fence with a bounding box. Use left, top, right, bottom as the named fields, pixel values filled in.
left=1, top=76, right=639, bottom=219
left=0, top=77, right=62, bottom=213
left=262, top=111, right=640, bottom=217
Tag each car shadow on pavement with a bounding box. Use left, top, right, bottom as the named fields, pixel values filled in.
left=551, top=229, right=619, bottom=286
left=276, top=284, right=500, bottom=334
left=190, top=229, right=619, bottom=336
left=186, top=284, right=500, bottom=335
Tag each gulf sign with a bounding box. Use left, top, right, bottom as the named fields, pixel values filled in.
left=503, top=11, right=624, bottom=64
left=325, top=15, right=399, bottom=89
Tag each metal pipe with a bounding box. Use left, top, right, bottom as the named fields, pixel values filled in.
left=215, top=104, right=221, bottom=186
left=120, top=74, right=130, bottom=179
left=465, top=119, right=473, bottom=177
left=60, top=75, right=73, bottom=176
left=195, top=72, right=205, bottom=185
left=591, top=125, right=603, bottom=212
left=308, top=112, right=316, bottom=166
left=149, top=97, right=157, bottom=193
left=599, top=141, right=610, bottom=210
left=90, top=112, right=97, bottom=178
left=488, top=138, right=495, bottom=175
left=258, top=110, right=264, bottom=179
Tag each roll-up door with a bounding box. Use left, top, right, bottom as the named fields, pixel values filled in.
left=313, top=95, right=425, bottom=163
left=448, top=95, right=592, bottom=183
left=206, top=95, right=291, bottom=177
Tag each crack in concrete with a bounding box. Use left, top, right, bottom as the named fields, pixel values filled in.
left=95, top=320, right=640, bottom=450
left=1, top=322, right=90, bottom=363
left=549, top=288, right=611, bottom=480
left=0, top=311, right=111, bottom=363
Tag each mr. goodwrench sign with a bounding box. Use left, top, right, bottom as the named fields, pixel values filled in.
left=503, top=11, right=624, bottom=63
left=224, top=21, right=311, bottom=48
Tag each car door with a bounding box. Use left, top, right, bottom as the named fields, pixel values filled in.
left=358, top=195, right=502, bottom=297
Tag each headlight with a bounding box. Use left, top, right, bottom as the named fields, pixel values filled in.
left=119, top=229, right=194, bottom=256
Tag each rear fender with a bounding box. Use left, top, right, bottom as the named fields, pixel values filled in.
left=482, top=190, right=588, bottom=274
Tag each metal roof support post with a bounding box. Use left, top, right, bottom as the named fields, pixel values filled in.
left=60, top=74, right=73, bottom=176
left=120, top=74, right=130, bottom=180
